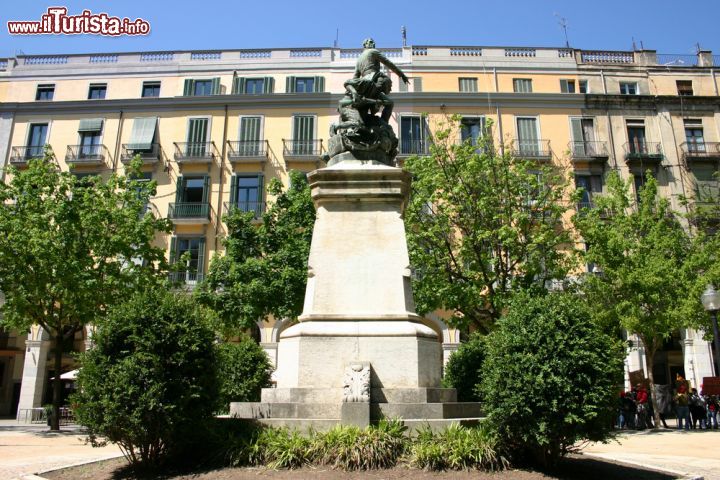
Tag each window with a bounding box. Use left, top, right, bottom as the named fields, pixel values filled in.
left=684, top=119, right=705, bottom=153
left=633, top=172, right=648, bottom=204
left=182, top=78, right=220, bottom=96
left=626, top=120, right=647, bottom=155
left=131, top=172, right=153, bottom=215
left=691, top=165, right=719, bottom=204
left=516, top=117, right=540, bottom=155
left=286, top=76, right=325, bottom=93
left=513, top=78, right=533, bottom=93
left=232, top=77, right=275, bottom=94
left=170, top=236, right=206, bottom=284
left=677, top=80, right=694, bottom=96
left=560, top=79, right=576, bottom=93
left=291, top=115, right=316, bottom=154
left=569, top=118, right=598, bottom=156
left=141, top=81, right=160, bottom=98
left=230, top=174, right=264, bottom=216
left=186, top=118, right=209, bottom=156
left=579, top=80, right=588, bottom=94
left=619, top=82, right=638, bottom=95
left=459, top=77, right=478, bottom=92
left=25, top=123, right=48, bottom=159
left=238, top=116, right=263, bottom=155
left=87, top=83, right=107, bottom=99
left=460, top=117, right=486, bottom=146
left=400, top=116, right=427, bottom=154
left=176, top=175, right=209, bottom=204
left=398, top=77, right=423, bottom=93
left=575, top=175, right=603, bottom=210
left=127, top=117, right=158, bottom=154
left=77, top=118, right=103, bottom=158
left=35, top=84, right=54, bottom=101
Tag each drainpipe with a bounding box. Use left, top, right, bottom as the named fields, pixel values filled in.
left=215, top=104, right=229, bottom=252
left=112, top=110, right=124, bottom=173
left=496, top=106, right=504, bottom=155
left=600, top=69, right=607, bottom=94
left=712, top=69, right=718, bottom=96
left=493, top=67, right=498, bottom=92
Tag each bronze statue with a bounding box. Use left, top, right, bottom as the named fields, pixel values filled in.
left=325, top=38, right=409, bottom=166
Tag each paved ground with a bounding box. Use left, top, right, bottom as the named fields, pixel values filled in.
left=584, top=425, right=720, bottom=480
left=0, top=419, right=123, bottom=480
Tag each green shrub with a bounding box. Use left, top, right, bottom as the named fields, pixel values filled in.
left=247, top=427, right=313, bottom=469
left=215, top=338, right=272, bottom=412
left=478, top=292, right=624, bottom=467
left=442, top=333, right=485, bottom=401
left=409, top=423, right=507, bottom=471
left=72, top=289, right=218, bottom=469
left=312, top=419, right=408, bottom=470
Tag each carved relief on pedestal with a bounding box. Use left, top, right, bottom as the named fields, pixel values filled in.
left=342, top=362, right=371, bottom=402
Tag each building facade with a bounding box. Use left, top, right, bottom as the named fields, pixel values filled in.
left=0, top=45, right=718, bottom=418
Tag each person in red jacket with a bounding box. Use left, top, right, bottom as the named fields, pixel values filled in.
left=635, top=383, right=653, bottom=429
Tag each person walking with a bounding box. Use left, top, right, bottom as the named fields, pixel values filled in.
left=675, top=379, right=691, bottom=430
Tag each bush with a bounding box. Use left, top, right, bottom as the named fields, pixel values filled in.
left=409, top=422, right=507, bottom=471
left=72, top=288, right=219, bottom=469
left=312, top=419, right=408, bottom=470
left=247, top=427, right=313, bottom=469
left=442, top=333, right=485, bottom=401
left=478, top=292, right=624, bottom=467
left=215, top=338, right=272, bottom=412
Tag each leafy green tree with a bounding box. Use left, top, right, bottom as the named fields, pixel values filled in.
left=441, top=333, right=484, bottom=401
left=215, top=338, right=273, bottom=411
left=573, top=172, right=710, bottom=427
left=404, top=117, right=576, bottom=333
left=72, top=288, right=218, bottom=468
left=0, top=155, right=170, bottom=430
left=479, top=292, right=624, bottom=467
left=197, top=170, right=315, bottom=333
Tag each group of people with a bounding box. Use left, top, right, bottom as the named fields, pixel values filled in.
left=617, top=376, right=719, bottom=430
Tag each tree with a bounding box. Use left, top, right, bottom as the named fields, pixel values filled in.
left=573, top=171, right=710, bottom=427
left=0, top=155, right=171, bottom=429
left=197, top=170, right=315, bottom=333
left=404, top=117, right=576, bottom=332
left=72, top=288, right=218, bottom=468
left=479, top=292, right=624, bottom=467
left=441, top=333, right=484, bottom=401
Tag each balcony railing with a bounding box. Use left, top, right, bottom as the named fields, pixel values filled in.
left=398, top=139, right=430, bottom=156
left=65, top=144, right=107, bottom=165
left=167, top=202, right=210, bottom=222
left=10, top=145, right=47, bottom=166
left=223, top=201, right=266, bottom=218
left=227, top=140, right=268, bottom=161
left=173, top=142, right=215, bottom=163
left=568, top=141, right=609, bottom=160
left=511, top=139, right=552, bottom=159
left=681, top=141, right=720, bottom=160
left=121, top=143, right=161, bottom=164
left=168, top=271, right=204, bottom=285
left=624, top=142, right=663, bottom=162
left=282, top=139, right=323, bottom=158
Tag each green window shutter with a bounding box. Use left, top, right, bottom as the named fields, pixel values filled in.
left=286, top=76, right=296, bottom=93
left=258, top=174, right=265, bottom=205
left=175, top=176, right=185, bottom=203
left=78, top=118, right=104, bottom=132
left=211, top=77, right=221, bottom=95
left=240, top=116, right=262, bottom=141
left=183, top=79, right=193, bottom=96
left=232, top=77, right=245, bottom=95
left=202, top=175, right=211, bottom=203
left=128, top=117, right=158, bottom=150
left=197, top=237, right=207, bottom=278
left=314, top=76, right=325, bottom=93
left=229, top=175, right=238, bottom=205
left=169, top=236, right=178, bottom=264
left=398, top=79, right=408, bottom=92
left=187, top=118, right=209, bottom=143
left=570, top=118, right=584, bottom=144
left=413, top=77, right=423, bottom=92
left=264, top=77, right=274, bottom=93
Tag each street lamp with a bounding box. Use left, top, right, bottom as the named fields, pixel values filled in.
left=701, top=285, right=720, bottom=377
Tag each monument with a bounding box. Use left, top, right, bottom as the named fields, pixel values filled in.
left=231, top=39, right=481, bottom=429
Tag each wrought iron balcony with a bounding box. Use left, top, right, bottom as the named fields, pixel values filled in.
left=173, top=142, right=215, bottom=163
left=223, top=201, right=266, bottom=218
left=568, top=141, right=609, bottom=161
left=398, top=139, right=430, bottom=157
left=282, top=139, right=323, bottom=158
left=9, top=145, right=47, bottom=166
left=121, top=143, right=161, bottom=164
left=167, top=202, right=211, bottom=223
left=65, top=144, right=107, bottom=166
left=168, top=271, right=204, bottom=286
left=624, top=142, right=663, bottom=163
left=227, top=140, right=268, bottom=162
left=511, top=139, right=552, bottom=160
left=681, top=141, right=720, bottom=160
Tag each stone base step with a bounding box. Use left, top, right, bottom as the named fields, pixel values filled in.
left=372, top=402, right=483, bottom=420
left=260, top=387, right=457, bottom=404
left=230, top=402, right=340, bottom=419
left=233, top=417, right=484, bottom=433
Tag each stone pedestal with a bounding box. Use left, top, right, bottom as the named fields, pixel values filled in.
left=230, top=157, right=483, bottom=430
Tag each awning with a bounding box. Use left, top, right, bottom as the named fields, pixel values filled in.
left=127, top=117, right=158, bottom=150
left=50, top=369, right=79, bottom=380
left=78, top=118, right=103, bottom=132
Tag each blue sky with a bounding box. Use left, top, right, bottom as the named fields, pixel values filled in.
left=1, top=0, right=719, bottom=57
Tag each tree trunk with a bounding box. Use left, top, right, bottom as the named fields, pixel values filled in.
left=50, top=332, right=63, bottom=431
left=642, top=342, right=662, bottom=429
